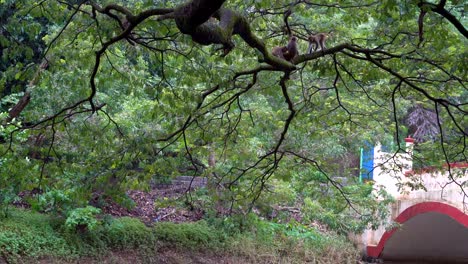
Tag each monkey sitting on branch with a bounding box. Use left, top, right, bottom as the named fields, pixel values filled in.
left=272, top=35, right=299, bottom=61
left=271, top=8, right=300, bottom=62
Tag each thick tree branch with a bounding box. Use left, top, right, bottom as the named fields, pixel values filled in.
left=90, top=0, right=295, bottom=106
left=152, top=1, right=295, bottom=69
left=6, top=92, right=30, bottom=123
left=176, top=6, right=295, bottom=70
left=274, top=72, right=296, bottom=154
left=3, top=59, right=49, bottom=124
left=418, top=1, right=468, bottom=39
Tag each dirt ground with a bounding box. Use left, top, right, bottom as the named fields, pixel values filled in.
left=97, top=183, right=205, bottom=225
left=14, top=180, right=206, bottom=226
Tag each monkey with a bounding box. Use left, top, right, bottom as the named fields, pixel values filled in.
left=272, top=46, right=288, bottom=60
left=307, top=33, right=329, bottom=54
left=272, top=36, right=299, bottom=61
left=284, top=36, right=299, bottom=61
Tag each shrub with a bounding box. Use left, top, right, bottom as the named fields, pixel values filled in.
left=153, top=221, right=223, bottom=250
left=32, top=189, right=72, bottom=215
left=0, top=208, right=359, bottom=263
left=104, top=217, right=156, bottom=249
left=65, top=206, right=101, bottom=232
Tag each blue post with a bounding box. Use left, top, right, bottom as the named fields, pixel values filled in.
left=361, top=142, right=374, bottom=181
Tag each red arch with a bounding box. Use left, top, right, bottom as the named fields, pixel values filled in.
left=367, top=202, right=468, bottom=258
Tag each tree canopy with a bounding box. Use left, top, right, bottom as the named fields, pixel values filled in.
left=0, top=0, right=466, bottom=227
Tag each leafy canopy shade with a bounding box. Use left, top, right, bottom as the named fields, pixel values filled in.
left=0, top=0, right=466, bottom=218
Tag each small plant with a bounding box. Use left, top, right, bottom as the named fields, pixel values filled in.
left=65, top=206, right=101, bottom=233
left=0, top=188, right=18, bottom=218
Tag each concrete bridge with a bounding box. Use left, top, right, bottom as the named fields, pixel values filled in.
left=357, top=138, right=468, bottom=262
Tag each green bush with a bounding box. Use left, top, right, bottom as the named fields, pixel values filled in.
left=33, top=189, right=72, bottom=215
left=65, top=206, right=101, bottom=232
left=0, top=208, right=359, bottom=263
left=104, top=217, right=156, bottom=249
left=153, top=221, right=223, bottom=250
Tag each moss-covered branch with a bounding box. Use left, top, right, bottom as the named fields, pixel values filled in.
left=94, top=0, right=295, bottom=71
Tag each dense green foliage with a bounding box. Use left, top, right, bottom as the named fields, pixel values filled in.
left=0, top=0, right=466, bottom=259
left=0, top=208, right=357, bottom=263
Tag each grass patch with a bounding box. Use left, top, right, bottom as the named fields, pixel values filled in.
left=221, top=218, right=358, bottom=263
left=0, top=208, right=359, bottom=263
left=153, top=221, right=223, bottom=250
left=103, top=217, right=157, bottom=249
left=0, top=208, right=72, bottom=260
